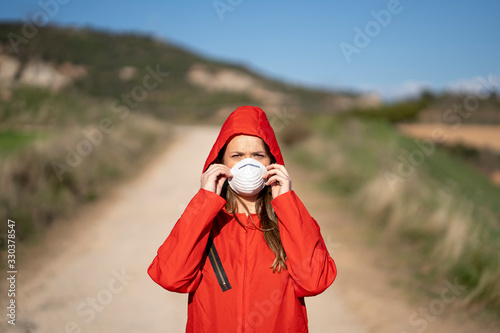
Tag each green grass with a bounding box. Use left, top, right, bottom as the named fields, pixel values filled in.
left=284, top=114, right=500, bottom=313
left=0, top=130, right=47, bottom=155
left=348, top=98, right=429, bottom=122
left=0, top=81, right=174, bottom=249
left=1, top=86, right=101, bottom=126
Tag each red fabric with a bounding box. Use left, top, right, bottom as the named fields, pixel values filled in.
left=148, top=106, right=337, bottom=332
left=202, top=106, right=284, bottom=172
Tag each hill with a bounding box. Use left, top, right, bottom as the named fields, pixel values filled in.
left=0, top=22, right=379, bottom=122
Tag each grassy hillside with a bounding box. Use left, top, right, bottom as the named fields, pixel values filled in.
left=0, top=84, right=173, bottom=246
left=0, top=23, right=355, bottom=119
left=347, top=90, right=500, bottom=124
left=282, top=114, right=500, bottom=313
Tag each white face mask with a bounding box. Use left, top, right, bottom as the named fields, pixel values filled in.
left=228, top=158, right=267, bottom=196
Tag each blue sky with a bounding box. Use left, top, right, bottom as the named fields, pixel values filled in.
left=1, top=0, right=499, bottom=100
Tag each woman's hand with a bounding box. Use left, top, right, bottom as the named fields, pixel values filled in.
left=263, top=164, right=292, bottom=199
left=201, top=164, right=232, bottom=195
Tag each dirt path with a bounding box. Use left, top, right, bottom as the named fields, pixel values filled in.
left=2, top=125, right=497, bottom=332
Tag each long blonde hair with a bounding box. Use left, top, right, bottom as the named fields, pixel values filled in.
left=217, top=143, right=287, bottom=272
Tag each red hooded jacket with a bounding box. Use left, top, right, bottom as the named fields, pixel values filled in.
left=148, top=106, right=337, bottom=332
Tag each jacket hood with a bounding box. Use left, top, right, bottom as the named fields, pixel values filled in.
left=203, top=106, right=284, bottom=173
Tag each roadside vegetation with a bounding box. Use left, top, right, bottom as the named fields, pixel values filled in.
left=281, top=114, right=500, bottom=313
left=0, top=85, right=172, bottom=247
left=346, top=90, right=500, bottom=124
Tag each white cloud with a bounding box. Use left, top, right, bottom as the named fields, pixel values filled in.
left=443, top=75, right=500, bottom=95
left=357, top=75, right=500, bottom=102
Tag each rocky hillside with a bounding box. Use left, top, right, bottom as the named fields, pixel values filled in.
left=0, top=52, right=87, bottom=93
left=0, top=22, right=381, bottom=122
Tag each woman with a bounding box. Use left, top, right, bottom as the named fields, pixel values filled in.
left=148, top=106, right=337, bottom=332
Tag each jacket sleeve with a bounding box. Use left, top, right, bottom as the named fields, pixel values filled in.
left=148, top=188, right=226, bottom=293
left=271, top=190, right=337, bottom=297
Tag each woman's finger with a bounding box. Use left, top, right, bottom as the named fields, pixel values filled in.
left=263, top=169, right=286, bottom=180
left=201, top=164, right=232, bottom=193
left=263, top=167, right=291, bottom=184
left=265, top=174, right=289, bottom=186
left=265, top=163, right=290, bottom=177
left=205, top=164, right=232, bottom=179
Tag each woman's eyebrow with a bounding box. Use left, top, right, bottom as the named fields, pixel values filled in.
left=228, top=151, right=266, bottom=155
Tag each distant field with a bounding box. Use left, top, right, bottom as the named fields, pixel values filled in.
left=398, top=124, right=500, bottom=153
left=398, top=124, right=500, bottom=184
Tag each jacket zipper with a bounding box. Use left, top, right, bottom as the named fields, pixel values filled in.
left=242, top=217, right=248, bottom=332
left=209, top=246, right=227, bottom=287
left=207, top=237, right=232, bottom=292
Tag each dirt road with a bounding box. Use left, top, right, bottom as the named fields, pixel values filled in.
left=2, top=126, right=496, bottom=332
